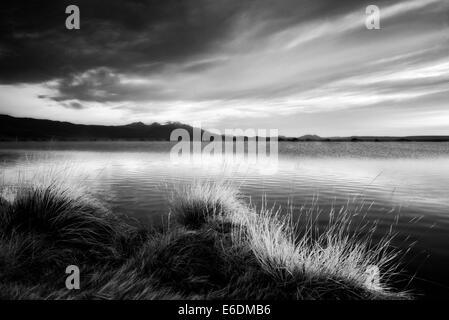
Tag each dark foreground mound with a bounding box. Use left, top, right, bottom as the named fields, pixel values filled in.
left=0, top=183, right=410, bottom=299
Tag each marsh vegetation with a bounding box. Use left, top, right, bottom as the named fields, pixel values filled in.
left=0, top=177, right=410, bottom=299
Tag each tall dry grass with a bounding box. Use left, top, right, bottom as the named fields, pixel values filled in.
left=169, top=180, right=409, bottom=299
left=0, top=176, right=411, bottom=299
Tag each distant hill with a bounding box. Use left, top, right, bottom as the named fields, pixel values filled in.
left=0, top=115, right=199, bottom=141
left=1, top=114, right=448, bottom=142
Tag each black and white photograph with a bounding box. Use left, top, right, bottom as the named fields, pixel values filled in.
left=0, top=0, right=449, bottom=307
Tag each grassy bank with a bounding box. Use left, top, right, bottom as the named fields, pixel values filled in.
left=0, top=180, right=410, bottom=299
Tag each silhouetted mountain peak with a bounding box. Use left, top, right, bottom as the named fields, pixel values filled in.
left=126, top=121, right=147, bottom=128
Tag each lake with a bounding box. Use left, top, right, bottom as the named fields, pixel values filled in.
left=0, top=141, right=448, bottom=299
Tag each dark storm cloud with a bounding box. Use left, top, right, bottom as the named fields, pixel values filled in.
left=0, top=0, right=383, bottom=84
left=50, top=67, right=170, bottom=102
left=0, top=0, right=246, bottom=83
left=0, top=0, right=374, bottom=104
left=66, top=101, right=84, bottom=110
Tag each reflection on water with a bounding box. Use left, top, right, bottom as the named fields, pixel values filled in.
left=0, top=141, right=448, bottom=298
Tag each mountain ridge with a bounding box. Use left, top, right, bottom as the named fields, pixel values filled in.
left=0, top=114, right=196, bottom=141
left=1, top=114, right=448, bottom=142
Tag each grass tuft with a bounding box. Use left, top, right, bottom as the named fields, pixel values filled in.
left=168, top=180, right=245, bottom=229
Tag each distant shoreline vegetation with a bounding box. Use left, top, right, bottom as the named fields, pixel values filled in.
left=1, top=114, right=449, bottom=142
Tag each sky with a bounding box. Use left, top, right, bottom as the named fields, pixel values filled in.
left=0, top=0, right=448, bottom=136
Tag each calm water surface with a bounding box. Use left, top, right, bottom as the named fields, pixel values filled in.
left=0, top=141, right=448, bottom=299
